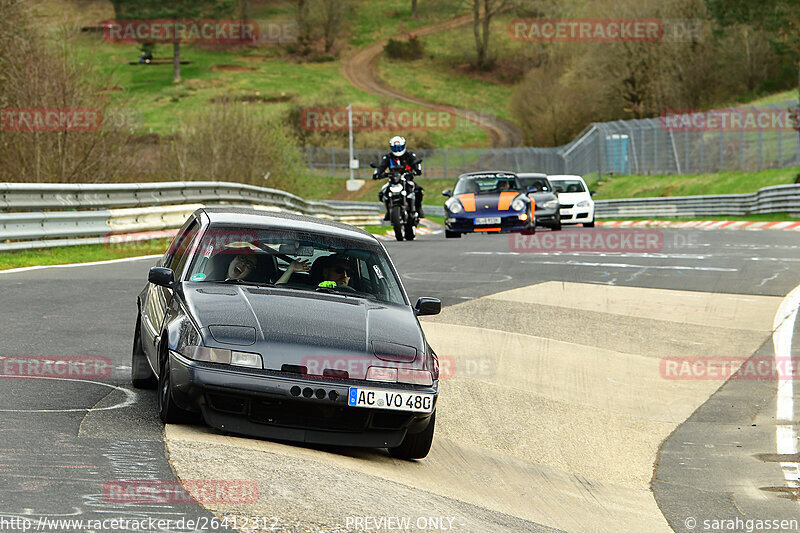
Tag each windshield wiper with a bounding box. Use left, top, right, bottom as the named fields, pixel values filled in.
left=222, top=278, right=276, bottom=288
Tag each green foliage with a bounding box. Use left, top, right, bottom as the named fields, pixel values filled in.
left=384, top=36, right=425, bottom=60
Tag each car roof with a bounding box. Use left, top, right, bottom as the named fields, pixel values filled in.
left=516, top=173, right=548, bottom=179
left=548, top=174, right=585, bottom=181
left=457, top=170, right=518, bottom=179
left=198, top=207, right=379, bottom=244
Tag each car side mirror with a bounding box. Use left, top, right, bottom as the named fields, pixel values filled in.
left=149, top=267, right=176, bottom=289
left=590, top=190, right=597, bottom=196
left=414, top=297, right=441, bottom=316
left=369, top=163, right=378, bottom=169
left=442, top=189, right=452, bottom=197
left=527, top=187, right=538, bottom=194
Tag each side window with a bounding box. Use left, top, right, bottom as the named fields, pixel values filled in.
left=167, top=220, right=200, bottom=276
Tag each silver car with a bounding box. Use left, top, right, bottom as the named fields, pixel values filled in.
left=516, top=173, right=561, bottom=230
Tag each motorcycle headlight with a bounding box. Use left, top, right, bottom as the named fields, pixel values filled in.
left=577, top=200, right=591, bottom=208
left=445, top=197, right=464, bottom=214
left=542, top=200, right=559, bottom=209
left=511, top=197, right=526, bottom=211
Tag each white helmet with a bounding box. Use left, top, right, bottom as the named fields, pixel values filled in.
left=389, top=136, right=406, bottom=157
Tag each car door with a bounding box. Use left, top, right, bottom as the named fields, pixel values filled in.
left=141, top=217, right=201, bottom=365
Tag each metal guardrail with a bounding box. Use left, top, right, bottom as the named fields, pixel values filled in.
left=0, top=182, right=382, bottom=251
left=3, top=181, right=797, bottom=251
left=594, top=183, right=800, bottom=219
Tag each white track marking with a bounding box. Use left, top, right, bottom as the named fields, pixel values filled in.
left=0, top=255, right=161, bottom=275
left=772, top=284, right=800, bottom=492
left=0, top=378, right=137, bottom=413
left=520, top=260, right=736, bottom=272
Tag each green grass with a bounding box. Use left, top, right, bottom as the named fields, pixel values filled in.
left=0, top=239, right=170, bottom=271
left=376, top=17, right=519, bottom=127
left=591, top=167, right=800, bottom=200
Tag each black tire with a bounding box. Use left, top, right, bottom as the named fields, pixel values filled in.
left=583, top=219, right=595, bottom=228
left=131, top=315, right=157, bottom=389
left=445, top=230, right=461, bottom=239
left=158, top=356, right=194, bottom=424
left=391, top=206, right=404, bottom=241
left=552, top=214, right=562, bottom=231
left=389, top=412, right=435, bottom=460
left=404, top=220, right=416, bottom=241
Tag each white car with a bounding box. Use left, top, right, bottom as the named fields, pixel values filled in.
left=547, top=174, right=595, bottom=227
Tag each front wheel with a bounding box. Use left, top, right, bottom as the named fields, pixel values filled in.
left=583, top=219, right=595, bottom=228
left=132, top=315, right=156, bottom=389
left=158, top=357, right=194, bottom=424
left=404, top=218, right=416, bottom=241
left=389, top=412, right=436, bottom=460
left=445, top=230, right=461, bottom=239
left=552, top=213, right=562, bottom=231
left=391, top=206, right=404, bottom=241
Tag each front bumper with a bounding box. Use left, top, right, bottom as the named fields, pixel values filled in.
left=445, top=213, right=531, bottom=234
left=534, top=207, right=559, bottom=226
left=168, top=351, right=437, bottom=448
left=559, top=206, right=594, bottom=224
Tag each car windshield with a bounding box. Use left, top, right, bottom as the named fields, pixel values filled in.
left=454, top=174, right=520, bottom=195
left=185, top=226, right=407, bottom=306
left=551, top=179, right=586, bottom=193
left=516, top=177, right=552, bottom=192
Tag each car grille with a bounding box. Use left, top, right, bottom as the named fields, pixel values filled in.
left=250, top=398, right=368, bottom=431
left=206, top=392, right=414, bottom=432
left=560, top=203, right=574, bottom=209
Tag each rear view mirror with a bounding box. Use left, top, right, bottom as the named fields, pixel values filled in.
left=278, top=243, right=314, bottom=256
left=414, top=297, right=441, bottom=316
left=442, top=189, right=452, bottom=197
left=590, top=190, right=597, bottom=196
left=149, top=267, right=175, bottom=288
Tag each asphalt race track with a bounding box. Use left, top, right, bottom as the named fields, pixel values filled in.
left=1, top=225, right=799, bottom=533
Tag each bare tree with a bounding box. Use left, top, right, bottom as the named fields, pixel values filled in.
left=0, top=0, right=132, bottom=182
left=320, top=0, right=353, bottom=53
left=466, top=0, right=513, bottom=70
left=412, top=0, right=418, bottom=18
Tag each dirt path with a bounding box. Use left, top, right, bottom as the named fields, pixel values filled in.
left=340, top=15, right=524, bottom=148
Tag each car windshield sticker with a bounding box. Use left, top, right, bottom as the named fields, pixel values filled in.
left=191, top=273, right=206, bottom=281
left=372, top=265, right=385, bottom=280
left=203, top=244, right=214, bottom=258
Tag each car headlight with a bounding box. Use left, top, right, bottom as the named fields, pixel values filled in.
left=542, top=200, right=559, bottom=210
left=511, top=197, right=526, bottom=211
left=185, top=346, right=263, bottom=369
left=445, top=197, right=463, bottom=214
left=577, top=200, right=591, bottom=208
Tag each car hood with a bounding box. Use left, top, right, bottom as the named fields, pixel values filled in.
left=527, top=191, right=558, bottom=204
left=555, top=192, right=593, bottom=204
left=451, top=191, right=527, bottom=216
left=182, top=284, right=427, bottom=377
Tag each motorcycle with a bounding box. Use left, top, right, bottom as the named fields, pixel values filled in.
left=371, top=158, right=422, bottom=241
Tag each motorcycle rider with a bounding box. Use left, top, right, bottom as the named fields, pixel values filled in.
left=372, top=136, right=424, bottom=220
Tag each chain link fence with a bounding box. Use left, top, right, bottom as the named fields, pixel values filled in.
left=303, top=99, right=800, bottom=180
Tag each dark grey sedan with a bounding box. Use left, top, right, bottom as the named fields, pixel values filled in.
left=132, top=207, right=442, bottom=459
left=516, top=173, right=562, bottom=230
